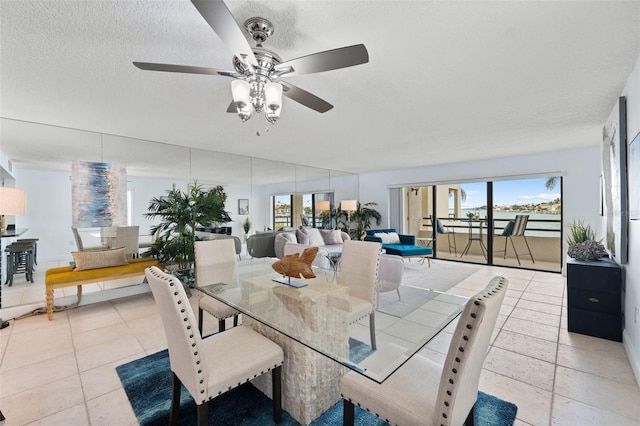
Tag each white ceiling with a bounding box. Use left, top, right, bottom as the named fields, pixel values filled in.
left=1, top=0, right=640, bottom=176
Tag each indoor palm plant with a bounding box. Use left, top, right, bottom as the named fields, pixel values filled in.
left=566, top=219, right=607, bottom=261
left=337, top=201, right=382, bottom=240
left=144, top=182, right=232, bottom=278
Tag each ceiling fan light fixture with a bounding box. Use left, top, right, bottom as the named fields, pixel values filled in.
left=264, top=81, right=283, bottom=124
left=231, top=80, right=252, bottom=122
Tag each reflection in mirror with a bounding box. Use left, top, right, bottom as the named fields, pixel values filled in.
left=0, top=118, right=358, bottom=312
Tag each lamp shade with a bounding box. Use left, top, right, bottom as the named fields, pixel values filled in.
left=340, top=199, right=357, bottom=212
left=316, top=200, right=330, bottom=212
left=231, top=80, right=252, bottom=122
left=0, top=187, right=26, bottom=215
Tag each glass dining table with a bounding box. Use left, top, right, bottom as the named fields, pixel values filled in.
left=195, top=258, right=466, bottom=424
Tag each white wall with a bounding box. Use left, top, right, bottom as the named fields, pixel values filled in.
left=621, top=55, right=640, bottom=382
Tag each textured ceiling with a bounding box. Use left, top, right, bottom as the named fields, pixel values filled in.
left=1, top=0, right=639, bottom=176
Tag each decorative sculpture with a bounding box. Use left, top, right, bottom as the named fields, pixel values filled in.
left=272, top=247, right=319, bottom=279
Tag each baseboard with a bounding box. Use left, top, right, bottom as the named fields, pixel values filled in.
left=0, top=283, right=151, bottom=322
left=623, top=329, right=640, bottom=387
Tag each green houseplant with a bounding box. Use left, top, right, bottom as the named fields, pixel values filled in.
left=337, top=202, right=382, bottom=240
left=566, top=219, right=607, bottom=261
left=242, top=217, right=252, bottom=241
left=144, top=183, right=232, bottom=274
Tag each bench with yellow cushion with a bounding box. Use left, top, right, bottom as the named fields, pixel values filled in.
left=45, top=257, right=162, bottom=320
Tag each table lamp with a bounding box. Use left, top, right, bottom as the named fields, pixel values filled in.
left=0, top=187, right=27, bottom=232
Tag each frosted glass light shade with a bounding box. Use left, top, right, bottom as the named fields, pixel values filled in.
left=264, top=82, right=283, bottom=124
left=231, top=80, right=252, bottom=122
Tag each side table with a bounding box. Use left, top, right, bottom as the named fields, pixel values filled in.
left=566, top=257, right=623, bottom=342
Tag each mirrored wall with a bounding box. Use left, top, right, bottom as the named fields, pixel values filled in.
left=0, top=118, right=359, bottom=309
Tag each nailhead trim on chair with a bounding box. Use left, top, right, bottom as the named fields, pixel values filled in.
left=148, top=268, right=208, bottom=402
left=438, top=277, right=506, bottom=425
left=340, top=395, right=399, bottom=426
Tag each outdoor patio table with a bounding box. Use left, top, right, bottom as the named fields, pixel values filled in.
left=460, top=218, right=488, bottom=259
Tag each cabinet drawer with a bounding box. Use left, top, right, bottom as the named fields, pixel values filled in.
left=567, top=288, right=621, bottom=314
left=567, top=261, right=621, bottom=294
left=567, top=307, right=622, bottom=342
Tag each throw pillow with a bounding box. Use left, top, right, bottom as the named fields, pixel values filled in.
left=72, top=247, right=128, bottom=271
left=320, top=229, right=343, bottom=245
left=387, top=232, right=401, bottom=244
left=296, top=228, right=309, bottom=245
left=305, top=228, right=325, bottom=247
left=373, top=232, right=393, bottom=244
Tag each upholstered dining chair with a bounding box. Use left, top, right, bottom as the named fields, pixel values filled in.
left=145, top=266, right=284, bottom=426
left=377, top=254, right=404, bottom=307
left=71, top=227, right=103, bottom=251
left=114, top=225, right=140, bottom=258
left=340, top=276, right=508, bottom=426
left=337, top=240, right=382, bottom=350
left=194, top=238, right=240, bottom=334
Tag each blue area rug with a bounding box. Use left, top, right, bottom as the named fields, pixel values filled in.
left=117, top=343, right=517, bottom=425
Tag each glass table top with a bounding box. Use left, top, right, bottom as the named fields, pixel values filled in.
left=195, top=258, right=467, bottom=383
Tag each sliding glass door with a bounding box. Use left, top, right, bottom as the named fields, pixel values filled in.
left=400, top=176, right=562, bottom=272
left=491, top=177, right=562, bottom=270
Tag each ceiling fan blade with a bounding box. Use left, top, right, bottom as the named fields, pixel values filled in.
left=133, top=62, right=237, bottom=77
left=274, top=44, right=369, bottom=77
left=280, top=81, right=333, bottom=113
left=191, top=0, right=257, bottom=67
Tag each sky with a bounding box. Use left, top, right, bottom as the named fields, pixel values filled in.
left=461, top=177, right=561, bottom=209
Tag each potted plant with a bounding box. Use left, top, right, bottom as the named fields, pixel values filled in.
left=337, top=202, right=382, bottom=240
left=242, top=217, right=252, bottom=241
left=566, top=219, right=607, bottom=261
left=144, top=182, right=232, bottom=281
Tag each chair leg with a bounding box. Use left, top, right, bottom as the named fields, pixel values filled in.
left=343, top=399, right=355, bottom=426
left=272, top=366, right=282, bottom=424
left=369, top=313, right=377, bottom=350
left=396, top=288, right=401, bottom=301
left=509, top=236, right=521, bottom=265
left=522, top=235, right=535, bottom=263
left=169, top=372, right=181, bottom=426
left=197, top=402, right=208, bottom=426
left=464, top=402, right=476, bottom=426
left=218, top=318, right=226, bottom=332
left=503, top=237, right=508, bottom=259
left=198, top=307, right=204, bottom=335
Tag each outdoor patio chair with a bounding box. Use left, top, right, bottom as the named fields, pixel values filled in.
left=496, top=215, right=535, bottom=265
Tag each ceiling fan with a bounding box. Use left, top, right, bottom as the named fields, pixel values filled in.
left=133, top=0, right=369, bottom=124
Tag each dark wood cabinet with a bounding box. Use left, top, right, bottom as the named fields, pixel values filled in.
left=566, top=257, right=623, bottom=342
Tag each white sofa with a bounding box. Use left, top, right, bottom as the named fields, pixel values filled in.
left=274, top=228, right=351, bottom=269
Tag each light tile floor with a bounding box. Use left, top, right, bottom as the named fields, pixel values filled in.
left=1, top=261, right=639, bottom=425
